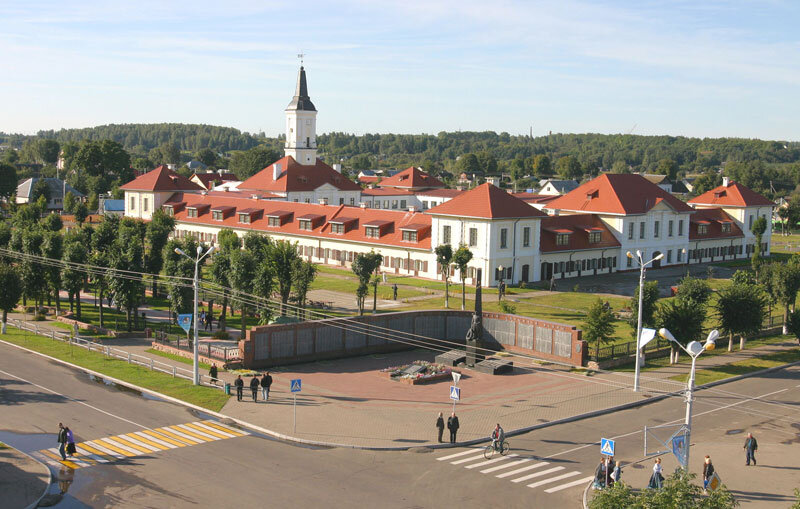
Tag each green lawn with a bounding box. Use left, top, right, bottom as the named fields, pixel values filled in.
left=145, top=348, right=214, bottom=371
left=0, top=326, right=230, bottom=411
left=310, top=275, right=428, bottom=300
left=670, top=347, right=800, bottom=385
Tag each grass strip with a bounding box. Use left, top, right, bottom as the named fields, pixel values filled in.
left=145, top=348, right=213, bottom=371
left=669, top=348, right=800, bottom=385
left=1, top=326, right=229, bottom=412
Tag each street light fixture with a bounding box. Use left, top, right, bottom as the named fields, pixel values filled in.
left=658, top=328, right=718, bottom=470
left=175, top=244, right=215, bottom=385
left=627, top=250, right=664, bottom=392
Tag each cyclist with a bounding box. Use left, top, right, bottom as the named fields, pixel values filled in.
left=491, top=423, right=505, bottom=452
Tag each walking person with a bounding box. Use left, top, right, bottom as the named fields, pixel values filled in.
left=260, top=372, right=272, bottom=401
left=209, top=364, right=218, bottom=384
left=235, top=375, right=244, bottom=401
left=610, top=460, right=622, bottom=487
left=702, top=455, right=715, bottom=493
left=744, top=432, right=758, bottom=466
left=249, top=374, right=260, bottom=402
left=436, top=412, right=445, bottom=443
left=447, top=412, right=460, bottom=444
left=648, top=457, right=664, bottom=489
left=65, top=427, right=76, bottom=457
left=57, top=423, right=68, bottom=461
left=593, top=457, right=607, bottom=490
left=603, top=456, right=613, bottom=488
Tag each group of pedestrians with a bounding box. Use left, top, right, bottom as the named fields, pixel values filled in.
left=57, top=422, right=76, bottom=461
left=435, top=412, right=460, bottom=443
left=594, top=456, right=622, bottom=490
left=234, top=372, right=272, bottom=402
left=198, top=309, right=214, bottom=332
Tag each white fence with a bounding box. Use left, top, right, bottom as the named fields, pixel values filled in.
left=9, top=319, right=224, bottom=390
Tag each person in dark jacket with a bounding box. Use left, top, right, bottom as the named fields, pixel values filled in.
left=744, top=433, right=758, bottom=466
left=447, top=412, right=460, bottom=443
left=209, top=365, right=218, bottom=384
left=436, top=412, right=445, bottom=442
left=594, top=458, right=607, bottom=490
left=610, top=460, right=622, bottom=487
left=250, top=374, right=260, bottom=402
left=57, top=423, right=68, bottom=460
left=702, top=455, right=715, bottom=493
left=235, top=375, right=244, bottom=401
left=260, top=372, right=273, bottom=401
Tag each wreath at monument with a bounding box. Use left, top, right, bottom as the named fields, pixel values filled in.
left=381, top=360, right=453, bottom=385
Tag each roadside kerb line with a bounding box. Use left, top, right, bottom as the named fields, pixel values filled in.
left=481, top=457, right=531, bottom=474
left=527, top=471, right=581, bottom=489
left=545, top=476, right=595, bottom=493
left=496, top=461, right=549, bottom=478
left=465, top=453, right=519, bottom=469
left=511, top=466, right=563, bottom=483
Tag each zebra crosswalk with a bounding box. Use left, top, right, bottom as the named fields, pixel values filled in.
left=32, top=420, right=248, bottom=470
left=435, top=447, right=594, bottom=496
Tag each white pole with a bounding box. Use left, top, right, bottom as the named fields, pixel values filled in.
left=193, top=256, right=199, bottom=385
left=633, top=258, right=645, bottom=392
left=684, top=354, right=697, bottom=470
left=293, top=393, right=297, bottom=433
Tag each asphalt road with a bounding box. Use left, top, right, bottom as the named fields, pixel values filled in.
left=1, top=341, right=798, bottom=508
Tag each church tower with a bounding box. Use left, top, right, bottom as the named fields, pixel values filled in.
left=284, top=66, right=317, bottom=165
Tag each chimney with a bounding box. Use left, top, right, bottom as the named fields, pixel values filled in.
left=333, top=164, right=342, bottom=173
left=359, top=202, right=367, bottom=209
left=318, top=198, right=328, bottom=205
left=722, top=176, right=729, bottom=187
left=251, top=194, right=259, bottom=200
left=408, top=206, right=417, bottom=213
left=218, top=169, right=225, bottom=176
left=273, top=163, right=282, bottom=181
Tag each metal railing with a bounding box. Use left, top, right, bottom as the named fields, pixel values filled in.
left=9, top=318, right=224, bottom=390
left=151, top=334, right=241, bottom=362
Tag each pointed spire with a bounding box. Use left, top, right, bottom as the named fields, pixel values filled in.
left=286, top=66, right=316, bottom=111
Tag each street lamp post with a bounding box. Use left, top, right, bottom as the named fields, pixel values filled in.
left=658, top=328, right=718, bottom=470
left=627, top=250, right=664, bottom=392
left=497, top=265, right=504, bottom=300
left=175, top=244, right=215, bottom=385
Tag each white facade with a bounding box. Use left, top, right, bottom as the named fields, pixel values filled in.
left=284, top=109, right=317, bottom=165
left=124, top=190, right=178, bottom=220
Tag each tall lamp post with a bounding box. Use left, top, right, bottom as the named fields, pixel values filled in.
left=175, top=245, right=215, bottom=385
left=658, top=328, right=718, bottom=470
left=627, top=250, right=664, bottom=392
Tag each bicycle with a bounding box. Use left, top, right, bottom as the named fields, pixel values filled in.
left=483, top=439, right=510, bottom=459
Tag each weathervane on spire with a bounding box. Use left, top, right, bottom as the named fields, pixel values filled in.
left=297, top=51, right=305, bottom=66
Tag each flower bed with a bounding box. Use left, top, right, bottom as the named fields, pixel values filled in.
left=380, top=360, right=455, bottom=385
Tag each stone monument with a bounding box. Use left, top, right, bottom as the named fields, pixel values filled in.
left=465, top=269, right=483, bottom=367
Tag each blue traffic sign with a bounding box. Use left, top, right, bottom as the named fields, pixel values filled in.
left=449, top=386, right=460, bottom=401
left=290, top=379, right=302, bottom=393
left=600, top=438, right=615, bottom=456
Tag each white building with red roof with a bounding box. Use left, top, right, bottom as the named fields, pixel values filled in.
left=120, top=165, right=204, bottom=220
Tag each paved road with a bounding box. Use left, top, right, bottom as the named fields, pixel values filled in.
left=1, top=342, right=798, bottom=508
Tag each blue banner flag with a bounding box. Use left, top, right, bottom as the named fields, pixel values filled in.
left=177, top=314, right=193, bottom=334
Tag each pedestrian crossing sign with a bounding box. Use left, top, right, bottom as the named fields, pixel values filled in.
left=449, top=386, right=460, bottom=401
left=600, top=438, right=615, bottom=456
left=290, top=379, right=302, bottom=393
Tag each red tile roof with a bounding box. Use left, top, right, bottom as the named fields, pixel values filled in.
left=540, top=214, right=621, bottom=252
left=358, top=175, right=379, bottom=184
left=191, top=172, right=237, bottom=190
left=426, top=183, right=547, bottom=219
left=119, top=165, right=205, bottom=192
left=546, top=174, right=693, bottom=215
left=511, top=192, right=560, bottom=205
left=163, top=193, right=431, bottom=249
left=239, top=156, right=361, bottom=193
left=378, top=167, right=445, bottom=189
left=688, top=208, right=744, bottom=240
left=688, top=181, right=774, bottom=207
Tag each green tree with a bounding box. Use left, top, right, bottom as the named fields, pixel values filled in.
left=31, top=178, right=51, bottom=203
left=151, top=142, right=181, bottom=166
left=73, top=139, right=131, bottom=177
left=87, top=192, right=99, bottom=212
left=655, top=298, right=706, bottom=363
left=145, top=210, right=175, bottom=297
left=41, top=213, right=63, bottom=232
left=591, top=470, right=738, bottom=508
left=196, top=148, right=218, bottom=167
left=73, top=202, right=89, bottom=225
left=90, top=216, right=118, bottom=327
left=770, top=263, right=800, bottom=335
left=452, top=245, right=473, bottom=310
left=229, top=145, right=280, bottom=180
left=655, top=158, right=678, bottom=180
left=676, top=275, right=712, bottom=306
left=715, top=282, right=767, bottom=351
left=750, top=216, right=767, bottom=275
left=229, top=248, right=257, bottom=333
left=21, top=229, right=47, bottom=314
left=269, top=240, right=300, bottom=316
left=35, top=139, right=61, bottom=165
left=435, top=244, right=454, bottom=308
left=0, top=162, right=16, bottom=200
left=351, top=252, right=382, bottom=316
left=555, top=155, right=582, bottom=180
left=610, top=160, right=630, bottom=174
left=0, top=265, right=23, bottom=334
left=62, top=238, right=88, bottom=319
left=41, top=231, right=63, bottom=312
left=110, top=219, right=146, bottom=331
left=210, top=229, right=240, bottom=327
left=533, top=154, right=552, bottom=177
left=162, top=238, right=196, bottom=321
left=456, top=153, right=481, bottom=175
left=583, top=298, right=616, bottom=361
left=293, top=259, right=317, bottom=319
left=476, top=150, right=498, bottom=174
left=63, top=191, right=76, bottom=214
left=628, top=280, right=660, bottom=332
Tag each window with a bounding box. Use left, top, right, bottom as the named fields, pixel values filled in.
left=293, top=198, right=298, bottom=202
left=500, top=228, right=508, bottom=249
left=748, top=215, right=753, bottom=229
left=130, top=196, right=135, bottom=210
left=339, top=198, right=344, bottom=205
left=677, top=249, right=683, bottom=262
left=667, top=250, right=672, bottom=263
left=330, top=223, right=344, bottom=234
left=556, top=233, right=570, bottom=246
left=402, top=230, right=417, bottom=242
left=698, top=224, right=708, bottom=235
left=365, top=226, right=380, bottom=238
left=422, top=201, right=429, bottom=210
left=305, top=198, right=310, bottom=203
left=268, top=216, right=280, bottom=227
left=383, top=201, right=389, bottom=208
left=469, top=228, right=478, bottom=247
left=350, top=198, right=355, bottom=205
left=722, top=223, right=732, bottom=233
left=588, top=231, right=601, bottom=243
left=143, top=198, right=148, bottom=212
left=639, top=222, right=645, bottom=239
left=628, top=223, right=634, bottom=240
left=187, top=208, right=198, bottom=218
left=678, top=219, right=684, bottom=236
left=523, top=227, right=531, bottom=247
left=299, top=219, right=312, bottom=231
left=442, top=225, right=451, bottom=244
left=392, top=200, right=398, bottom=209
left=654, top=221, right=660, bottom=238
left=238, top=213, right=251, bottom=224
left=164, top=206, right=174, bottom=217
left=212, top=210, right=223, bottom=221
left=400, top=200, right=407, bottom=209
left=627, top=255, right=632, bottom=268
left=668, top=220, right=673, bottom=237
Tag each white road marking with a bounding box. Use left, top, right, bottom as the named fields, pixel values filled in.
left=160, top=427, right=206, bottom=444
left=80, top=441, right=126, bottom=459
left=47, top=448, right=91, bottom=467
left=544, top=476, right=595, bottom=493
left=481, top=457, right=531, bottom=474
left=496, top=461, right=549, bottom=478
left=466, top=453, right=519, bottom=469
left=130, top=431, right=178, bottom=449
left=451, top=453, right=489, bottom=465
left=511, top=466, right=564, bottom=483
left=191, top=422, right=237, bottom=438
left=96, top=438, right=141, bottom=456
left=527, top=471, right=581, bottom=489
left=437, top=449, right=482, bottom=461
left=74, top=446, right=111, bottom=463
left=115, top=435, right=161, bottom=452
left=173, top=423, right=219, bottom=441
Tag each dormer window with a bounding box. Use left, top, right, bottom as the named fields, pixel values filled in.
left=211, top=205, right=234, bottom=221
left=402, top=230, right=417, bottom=242
left=365, top=226, right=380, bottom=238
left=556, top=233, right=570, bottom=246
left=213, top=210, right=223, bottom=221
left=586, top=189, right=599, bottom=199
left=400, top=223, right=427, bottom=243
left=239, top=212, right=251, bottom=224
left=163, top=205, right=174, bottom=216
left=698, top=224, right=708, bottom=235
left=187, top=208, right=198, bottom=218
left=721, top=221, right=732, bottom=233
left=266, top=210, right=293, bottom=227
left=588, top=231, right=602, bottom=243
left=330, top=223, right=344, bottom=234
left=299, top=219, right=312, bottom=230
left=328, top=217, right=357, bottom=234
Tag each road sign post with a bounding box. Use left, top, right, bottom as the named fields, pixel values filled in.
left=600, top=438, right=615, bottom=457
left=291, top=379, right=302, bottom=433
left=449, top=385, right=461, bottom=413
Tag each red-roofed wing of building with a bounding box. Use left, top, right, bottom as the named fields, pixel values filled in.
left=540, top=214, right=621, bottom=252
left=689, top=208, right=744, bottom=240
left=191, top=172, right=237, bottom=190
left=239, top=156, right=361, bottom=193
left=378, top=167, right=445, bottom=190
left=119, top=165, right=205, bottom=192
left=688, top=181, right=774, bottom=207
left=426, top=183, right=547, bottom=219
left=546, top=174, right=693, bottom=215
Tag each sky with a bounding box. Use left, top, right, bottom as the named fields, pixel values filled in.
left=1, top=0, right=799, bottom=140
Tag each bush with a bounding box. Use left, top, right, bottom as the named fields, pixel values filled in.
left=212, top=330, right=230, bottom=340
left=33, top=313, right=47, bottom=321
left=499, top=301, right=516, bottom=314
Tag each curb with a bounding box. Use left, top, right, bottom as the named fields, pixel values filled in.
left=2, top=335, right=798, bottom=453
left=10, top=445, right=52, bottom=509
